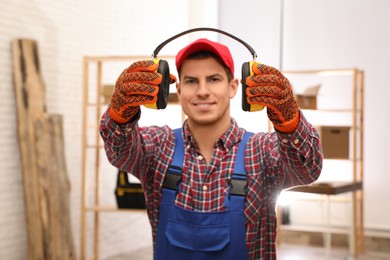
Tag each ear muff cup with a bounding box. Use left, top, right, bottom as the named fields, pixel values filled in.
left=241, top=61, right=265, bottom=112
left=156, top=59, right=170, bottom=109
left=241, top=62, right=251, bottom=112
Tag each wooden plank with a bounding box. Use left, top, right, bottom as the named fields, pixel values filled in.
left=12, top=38, right=46, bottom=260
left=33, top=114, right=76, bottom=259
left=12, top=39, right=75, bottom=260
left=47, top=115, right=75, bottom=259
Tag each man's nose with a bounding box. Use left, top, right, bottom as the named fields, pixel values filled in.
left=197, top=80, right=210, bottom=96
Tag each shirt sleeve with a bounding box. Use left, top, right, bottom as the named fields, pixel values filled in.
left=99, top=108, right=145, bottom=179
left=274, top=110, right=323, bottom=189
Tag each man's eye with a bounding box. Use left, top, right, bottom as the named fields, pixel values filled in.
left=185, top=79, right=196, bottom=84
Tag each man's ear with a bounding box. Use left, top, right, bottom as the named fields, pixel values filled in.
left=230, top=78, right=239, bottom=99
left=176, top=81, right=181, bottom=97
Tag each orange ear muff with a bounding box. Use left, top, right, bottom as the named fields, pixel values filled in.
left=241, top=61, right=265, bottom=112
left=144, top=59, right=170, bottom=110
left=241, top=62, right=251, bottom=111
left=156, top=59, right=170, bottom=109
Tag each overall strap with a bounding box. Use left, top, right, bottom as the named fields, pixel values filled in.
left=162, top=128, right=185, bottom=190
left=230, top=131, right=253, bottom=196
left=171, top=128, right=184, bottom=169
left=163, top=128, right=253, bottom=196
left=233, top=131, right=253, bottom=177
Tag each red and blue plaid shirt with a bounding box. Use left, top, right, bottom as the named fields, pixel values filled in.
left=100, top=110, right=323, bottom=259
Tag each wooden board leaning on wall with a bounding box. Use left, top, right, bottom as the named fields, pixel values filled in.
left=12, top=39, right=76, bottom=260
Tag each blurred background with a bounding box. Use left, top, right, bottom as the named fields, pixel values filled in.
left=1, top=0, right=390, bottom=259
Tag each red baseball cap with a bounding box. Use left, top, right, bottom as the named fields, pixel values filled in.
left=175, top=38, right=234, bottom=75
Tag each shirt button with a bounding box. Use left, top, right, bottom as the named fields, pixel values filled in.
left=293, top=139, right=299, bottom=144
left=202, top=185, right=208, bottom=191
left=282, top=139, right=289, bottom=144
left=197, top=155, right=203, bottom=160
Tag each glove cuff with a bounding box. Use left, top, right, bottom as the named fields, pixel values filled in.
left=109, top=105, right=140, bottom=124
left=274, top=111, right=300, bottom=133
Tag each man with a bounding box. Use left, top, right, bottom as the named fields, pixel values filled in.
left=100, top=38, right=323, bottom=259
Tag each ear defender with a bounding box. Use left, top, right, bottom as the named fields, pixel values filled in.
left=241, top=61, right=265, bottom=112
left=151, top=27, right=261, bottom=112
left=241, top=62, right=251, bottom=112
left=156, top=59, right=171, bottom=109
left=143, top=59, right=170, bottom=110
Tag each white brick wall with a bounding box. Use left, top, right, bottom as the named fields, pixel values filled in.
left=0, top=0, right=196, bottom=259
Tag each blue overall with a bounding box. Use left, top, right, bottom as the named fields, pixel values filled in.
left=155, top=129, right=253, bottom=260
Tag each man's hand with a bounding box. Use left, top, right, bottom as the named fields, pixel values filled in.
left=245, top=63, right=299, bottom=133
left=109, top=60, right=176, bottom=124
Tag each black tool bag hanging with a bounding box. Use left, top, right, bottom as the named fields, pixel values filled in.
left=115, top=170, right=146, bottom=209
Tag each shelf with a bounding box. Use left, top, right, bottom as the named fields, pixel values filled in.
left=83, top=55, right=176, bottom=63
left=302, top=108, right=360, bottom=112
left=283, top=68, right=360, bottom=75
left=84, top=206, right=146, bottom=212
left=86, top=144, right=103, bottom=149
left=287, top=181, right=363, bottom=195
left=280, top=224, right=354, bottom=235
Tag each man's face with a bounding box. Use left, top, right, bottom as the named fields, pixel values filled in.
left=176, top=57, right=238, bottom=128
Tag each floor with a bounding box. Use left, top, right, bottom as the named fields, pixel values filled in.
left=108, top=243, right=390, bottom=260
left=277, top=243, right=390, bottom=260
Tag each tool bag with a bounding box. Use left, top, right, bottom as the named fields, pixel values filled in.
left=115, top=170, right=146, bottom=209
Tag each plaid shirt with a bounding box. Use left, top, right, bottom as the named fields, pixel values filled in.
left=100, top=110, right=323, bottom=260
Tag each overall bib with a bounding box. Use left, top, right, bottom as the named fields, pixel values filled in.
left=155, top=129, right=253, bottom=260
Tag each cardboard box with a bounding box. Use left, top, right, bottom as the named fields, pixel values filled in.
left=295, top=84, right=321, bottom=110
left=316, top=126, right=350, bottom=159
left=102, top=84, right=114, bottom=104
left=296, top=95, right=317, bottom=110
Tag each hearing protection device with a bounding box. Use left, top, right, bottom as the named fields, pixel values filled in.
left=151, top=27, right=264, bottom=112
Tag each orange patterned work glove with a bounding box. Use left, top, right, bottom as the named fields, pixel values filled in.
left=245, top=63, right=299, bottom=133
left=109, top=60, right=176, bottom=124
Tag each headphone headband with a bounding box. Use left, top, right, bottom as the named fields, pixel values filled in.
left=152, top=27, right=258, bottom=61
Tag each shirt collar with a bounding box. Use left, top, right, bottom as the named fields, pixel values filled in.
left=181, top=118, right=243, bottom=152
